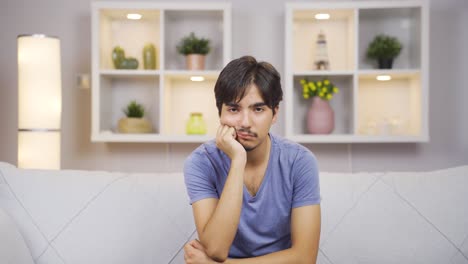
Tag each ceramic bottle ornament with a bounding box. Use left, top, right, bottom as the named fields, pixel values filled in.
left=143, top=43, right=156, bottom=70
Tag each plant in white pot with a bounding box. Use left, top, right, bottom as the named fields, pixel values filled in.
left=176, top=32, right=211, bottom=70
left=118, top=100, right=153, bottom=133
left=366, top=34, right=402, bottom=69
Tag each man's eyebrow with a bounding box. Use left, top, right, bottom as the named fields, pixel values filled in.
left=225, top=102, right=267, bottom=108
left=251, top=102, right=267, bottom=108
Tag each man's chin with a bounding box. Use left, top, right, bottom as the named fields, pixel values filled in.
left=237, top=137, right=259, bottom=152
left=244, top=146, right=255, bottom=152
left=241, top=142, right=256, bottom=152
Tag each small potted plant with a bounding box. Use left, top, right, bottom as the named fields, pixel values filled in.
left=366, top=34, right=402, bottom=69
left=176, top=32, right=211, bottom=70
left=117, top=100, right=153, bottom=133
left=300, top=78, right=340, bottom=134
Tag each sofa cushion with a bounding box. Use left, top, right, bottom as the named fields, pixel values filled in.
left=0, top=163, right=57, bottom=260
left=0, top=207, right=35, bottom=264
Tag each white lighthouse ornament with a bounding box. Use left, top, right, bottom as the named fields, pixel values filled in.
left=314, top=30, right=330, bottom=70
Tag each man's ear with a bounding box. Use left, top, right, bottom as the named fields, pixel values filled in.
left=272, top=106, right=279, bottom=124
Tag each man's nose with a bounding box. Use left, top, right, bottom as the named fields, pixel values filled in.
left=238, top=111, right=251, bottom=128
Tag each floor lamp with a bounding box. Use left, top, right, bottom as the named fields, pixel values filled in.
left=17, top=34, right=62, bottom=170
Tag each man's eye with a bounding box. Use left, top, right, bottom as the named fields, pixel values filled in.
left=228, top=108, right=238, bottom=112
left=255, top=107, right=264, bottom=112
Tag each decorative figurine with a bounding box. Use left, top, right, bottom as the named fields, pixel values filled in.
left=314, top=30, right=330, bottom=70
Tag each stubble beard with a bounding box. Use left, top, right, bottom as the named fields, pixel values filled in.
left=236, top=128, right=258, bottom=152
left=243, top=145, right=255, bottom=152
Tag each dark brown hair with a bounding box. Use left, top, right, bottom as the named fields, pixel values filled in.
left=214, top=56, right=283, bottom=116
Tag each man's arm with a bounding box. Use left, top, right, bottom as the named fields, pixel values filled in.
left=192, top=125, right=246, bottom=262
left=185, top=204, right=321, bottom=264
left=224, top=204, right=321, bottom=264
left=193, top=158, right=244, bottom=261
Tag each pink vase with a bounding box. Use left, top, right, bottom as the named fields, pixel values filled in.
left=307, top=97, right=335, bottom=134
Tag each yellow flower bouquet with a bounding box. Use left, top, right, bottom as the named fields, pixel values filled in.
left=300, top=78, right=339, bottom=101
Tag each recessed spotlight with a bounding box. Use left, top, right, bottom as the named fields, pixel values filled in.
left=315, top=13, right=330, bottom=20
left=376, top=75, right=391, bottom=81
left=190, top=76, right=205, bottom=82
left=127, top=13, right=142, bottom=20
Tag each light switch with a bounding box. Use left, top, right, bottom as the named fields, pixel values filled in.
left=77, top=74, right=90, bottom=89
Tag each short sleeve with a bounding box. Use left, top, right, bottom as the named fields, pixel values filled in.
left=184, top=150, right=219, bottom=205
left=291, top=149, right=321, bottom=208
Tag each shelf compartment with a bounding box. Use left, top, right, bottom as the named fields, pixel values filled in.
left=292, top=9, right=355, bottom=72
left=294, top=70, right=354, bottom=76
left=292, top=74, right=354, bottom=136
left=162, top=72, right=219, bottom=136
left=91, top=132, right=212, bottom=143
left=99, top=9, right=161, bottom=70
left=289, top=134, right=427, bottom=143
left=358, top=6, right=422, bottom=70
left=357, top=72, right=421, bottom=136
left=164, top=10, right=224, bottom=71
left=99, top=74, right=160, bottom=134
left=100, top=69, right=161, bottom=77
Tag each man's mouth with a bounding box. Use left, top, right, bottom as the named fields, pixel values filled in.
left=236, top=129, right=257, bottom=139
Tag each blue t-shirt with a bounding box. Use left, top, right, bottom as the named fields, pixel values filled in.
left=183, top=133, right=320, bottom=258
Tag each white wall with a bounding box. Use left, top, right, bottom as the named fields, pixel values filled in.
left=0, top=0, right=467, bottom=173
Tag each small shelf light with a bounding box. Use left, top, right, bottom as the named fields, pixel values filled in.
left=190, top=76, right=205, bottom=82
left=127, top=13, right=142, bottom=20
left=315, top=13, right=330, bottom=20
left=376, top=75, right=392, bottom=81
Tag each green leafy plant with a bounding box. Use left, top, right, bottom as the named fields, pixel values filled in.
left=300, top=78, right=339, bottom=101
left=176, top=32, right=211, bottom=55
left=366, top=34, right=402, bottom=60
left=123, top=100, right=145, bottom=118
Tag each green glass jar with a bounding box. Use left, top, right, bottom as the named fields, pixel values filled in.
left=186, top=112, right=207, bottom=135
left=112, top=46, right=125, bottom=69
left=142, top=43, right=156, bottom=70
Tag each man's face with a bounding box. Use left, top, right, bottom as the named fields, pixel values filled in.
left=219, top=84, right=278, bottom=151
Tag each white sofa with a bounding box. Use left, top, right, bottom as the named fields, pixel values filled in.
left=1, top=161, right=467, bottom=264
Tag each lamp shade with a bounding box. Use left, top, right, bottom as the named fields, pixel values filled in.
left=18, top=131, right=60, bottom=169
left=17, top=34, right=62, bottom=169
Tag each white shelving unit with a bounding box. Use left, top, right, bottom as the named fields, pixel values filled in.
left=91, top=2, right=231, bottom=142
left=285, top=1, right=429, bottom=143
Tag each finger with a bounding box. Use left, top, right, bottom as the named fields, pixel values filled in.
left=184, top=242, right=195, bottom=256
left=189, top=239, right=202, bottom=249
left=185, top=247, right=195, bottom=257
left=222, top=127, right=236, bottom=141
left=192, top=239, right=205, bottom=250
left=184, top=241, right=193, bottom=250
left=216, top=124, right=224, bottom=137
left=220, top=124, right=230, bottom=136
left=221, top=125, right=233, bottom=137
left=217, top=125, right=231, bottom=142
left=229, top=126, right=237, bottom=138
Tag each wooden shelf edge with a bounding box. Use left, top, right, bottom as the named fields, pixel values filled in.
left=91, top=132, right=213, bottom=143
left=287, top=134, right=428, bottom=143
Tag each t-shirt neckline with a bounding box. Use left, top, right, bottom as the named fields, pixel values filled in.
left=244, top=133, right=276, bottom=202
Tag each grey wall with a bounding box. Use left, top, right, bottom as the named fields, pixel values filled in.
left=1, top=0, right=467, bottom=173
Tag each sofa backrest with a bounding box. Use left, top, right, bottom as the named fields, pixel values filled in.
left=1, top=162, right=468, bottom=264
left=0, top=162, right=195, bottom=264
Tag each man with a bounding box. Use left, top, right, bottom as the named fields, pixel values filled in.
left=183, top=56, right=321, bottom=264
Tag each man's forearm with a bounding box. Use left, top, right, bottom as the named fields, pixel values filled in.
left=223, top=247, right=314, bottom=264
left=199, top=158, right=245, bottom=260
